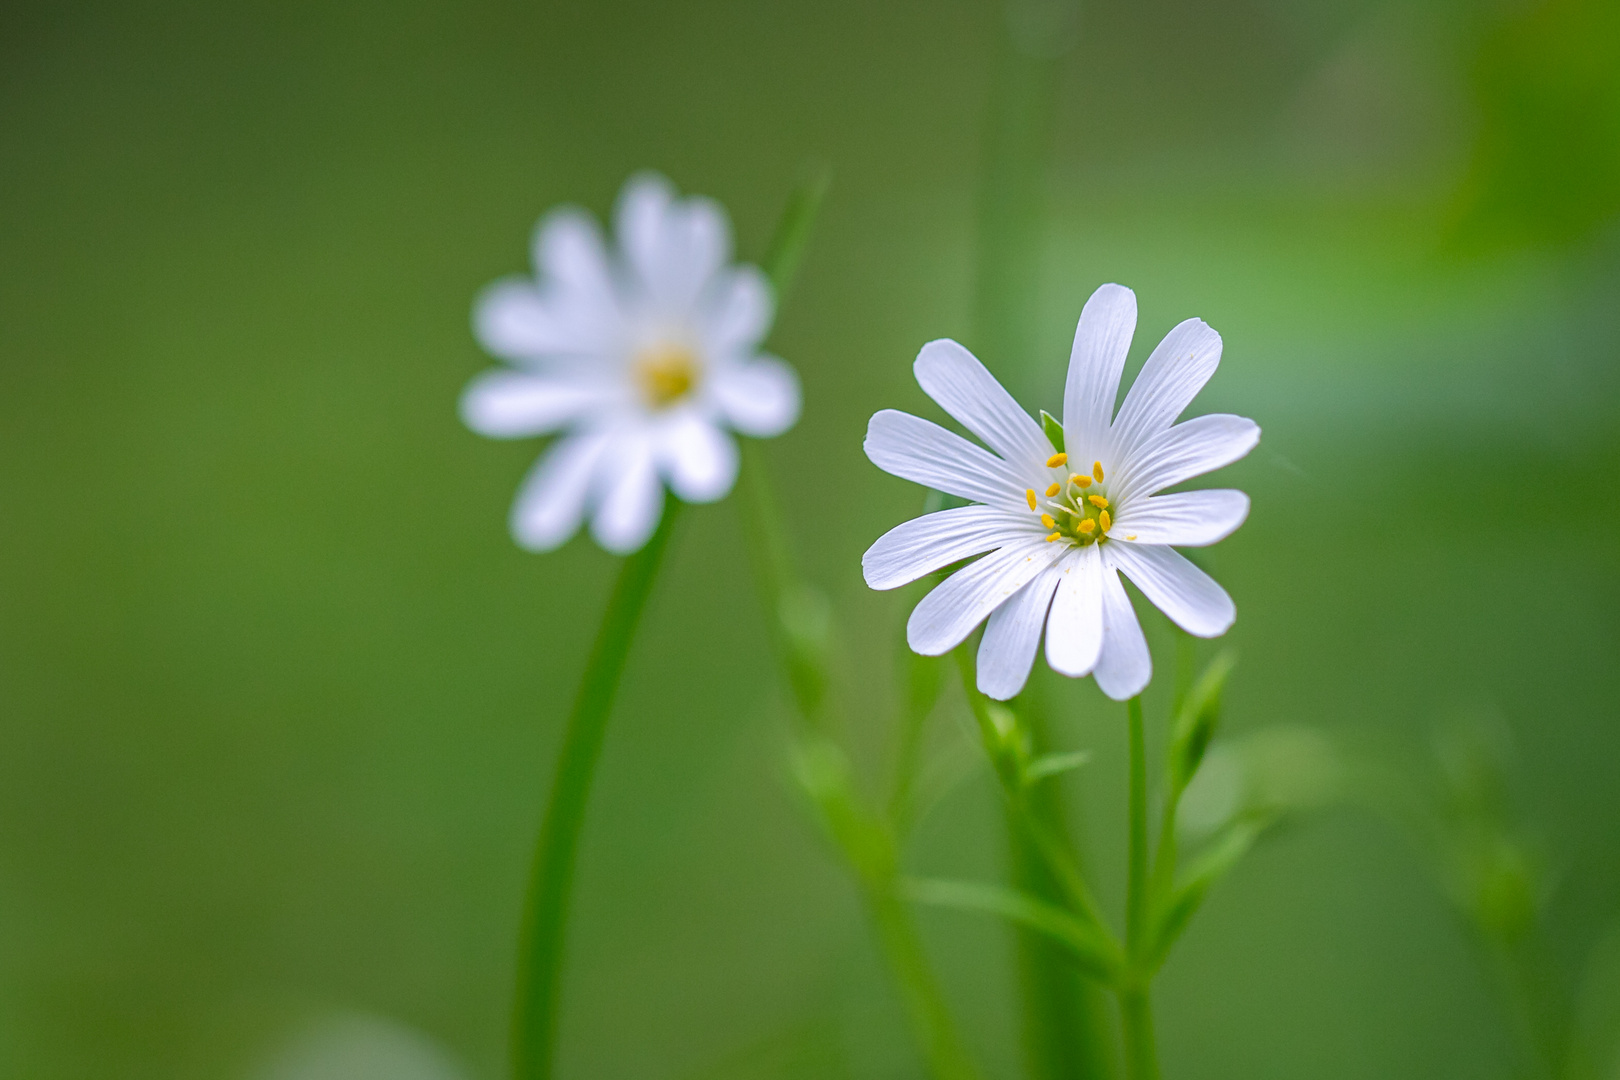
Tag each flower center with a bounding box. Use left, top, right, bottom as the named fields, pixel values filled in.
left=1023, top=455, right=1117, bottom=547
left=633, top=343, right=700, bottom=408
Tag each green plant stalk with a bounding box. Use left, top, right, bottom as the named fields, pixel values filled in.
left=1120, top=696, right=1161, bottom=1080
left=511, top=500, right=684, bottom=1080
left=1010, top=701, right=1119, bottom=1080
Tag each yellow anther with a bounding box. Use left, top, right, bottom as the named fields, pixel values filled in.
left=1045, top=483, right=1061, bottom=497
left=1078, top=519, right=1096, bottom=535
left=1046, top=453, right=1068, bottom=468
left=1093, top=461, right=1105, bottom=482
left=1040, top=513, right=1056, bottom=529
left=1071, top=473, right=1092, bottom=489
left=1126, top=534, right=1137, bottom=540
left=1025, top=488, right=1037, bottom=511
left=1099, top=510, right=1112, bottom=533
left=1045, top=531, right=1062, bottom=543
left=1088, top=495, right=1109, bottom=509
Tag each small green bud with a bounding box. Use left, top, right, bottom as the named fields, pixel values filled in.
left=1170, top=650, right=1236, bottom=790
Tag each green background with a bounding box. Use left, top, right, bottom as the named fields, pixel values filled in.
left=1, top=0, right=1617, bottom=1076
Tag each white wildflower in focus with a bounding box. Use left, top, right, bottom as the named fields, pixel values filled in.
left=462, top=173, right=801, bottom=553
left=862, top=284, right=1259, bottom=701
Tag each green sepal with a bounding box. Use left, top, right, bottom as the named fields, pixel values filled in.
left=904, top=877, right=1123, bottom=983
left=1040, top=410, right=1065, bottom=454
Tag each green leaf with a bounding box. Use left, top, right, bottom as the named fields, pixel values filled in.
left=1040, top=410, right=1065, bottom=454
left=760, top=168, right=831, bottom=298
left=1147, top=819, right=1262, bottom=969
left=904, top=878, right=1122, bottom=982
left=1169, top=650, right=1236, bottom=791
left=1021, top=750, right=1092, bottom=787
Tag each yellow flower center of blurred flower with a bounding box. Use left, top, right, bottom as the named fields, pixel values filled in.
left=633, top=343, right=700, bottom=408
left=1025, top=459, right=1118, bottom=546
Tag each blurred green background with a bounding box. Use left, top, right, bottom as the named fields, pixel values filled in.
left=1, top=0, right=1617, bottom=1077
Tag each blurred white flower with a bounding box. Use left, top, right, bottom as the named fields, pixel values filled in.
left=862, top=284, right=1258, bottom=701
left=463, top=173, right=801, bottom=553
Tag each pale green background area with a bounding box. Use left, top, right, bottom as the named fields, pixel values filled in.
left=1, top=0, right=1617, bottom=1078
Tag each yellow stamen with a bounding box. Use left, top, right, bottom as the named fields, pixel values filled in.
left=1099, top=510, right=1111, bottom=533
left=1088, top=495, right=1109, bottom=509
left=1045, top=483, right=1061, bottom=497
left=1126, top=534, right=1137, bottom=540
left=1093, top=461, right=1105, bottom=482
left=1040, top=513, right=1055, bottom=529
left=1045, top=531, right=1061, bottom=543
left=1025, top=488, right=1037, bottom=511
left=1071, top=473, right=1092, bottom=489
left=1046, top=453, right=1068, bottom=468
left=633, top=343, right=699, bottom=407
left=1078, top=519, right=1096, bottom=535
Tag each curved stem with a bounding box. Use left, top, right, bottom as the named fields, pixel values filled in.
left=1119, top=984, right=1161, bottom=1080
left=511, top=502, right=684, bottom=1080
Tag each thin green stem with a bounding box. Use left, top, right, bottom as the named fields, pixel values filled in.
left=1119, top=985, right=1162, bottom=1080
left=1125, top=697, right=1150, bottom=958
left=511, top=502, right=683, bottom=1080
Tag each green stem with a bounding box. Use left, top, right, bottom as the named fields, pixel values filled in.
left=1119, top=984, right=1162, bottom=1080
left=511, top=502, right=683, bottom=1080
left=1120, top=696, right=1161, bottom=1080
left=868, top=878, right=985, bottom=1080
left=1125, top=697, right=1150, bottom=957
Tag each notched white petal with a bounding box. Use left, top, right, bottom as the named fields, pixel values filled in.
left=711, top=356, right=800, bottom=437
left=863, top=505, right=1038, bottom=590
left=701, top=266, right=776, bottom=355
left=1110, top=317, right=1223, bottom=460
left=1108, top=490, right=1249, bottom=547
left=1112, top=414, right=1260, bottom=502
left=914, top=339, right=1050, bottom=468
left=1108, top=542, right=1235, bottom=638
left=906, top=540, right=1062, bottom=656
left=657, top=414, right=738, bottom=503
left=1063, top=283, right=1137, bottom=468
left=590, top=437, right=665, bottom=554
left=977, top=563, right=1063, bottom=700
left=509, top=431, right=610, bottom=552
left=460, top=370, right=604, bottom=438
left=865, top=410, right=1029, bottom=511
left=1092, top=559, right=1151, bottom=700
left=1045, top=546, right=1105, bottom=677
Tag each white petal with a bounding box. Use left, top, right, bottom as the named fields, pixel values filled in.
left=1109, top=490, right=1249, bottom=547
left=1063, top=284, right=1136, bottom=469
left=865, top=410, right=1030, bottom=512
left=1112, top=414, right=1260, bottom=502
left=863, top=505, right=1039, bottom=590
left=509, top=431, right=611, bottom=552
left=906, top=540, right=1063, bottom=656
left=913, top=339, right=1051, bottom=468
left=531, top=207, right=616, bottom=309
left=700, top=266, right=775, bottom=355
left=1045, top=546, right=1105, bottom=677
left=1107, top=542, right=1235, bottom=638
left=656, top=414, right=738, bottom=503
left=710, top=356, right=801, bottom=437
left=616, top=174, right=731, bottom=311
left=460, top=370, right=605, bottom=438
left=473, top=280, right=576, bottom=361
left=1093, top=558, right=1151, bottom=700
left=590, top=435, right=665, bottom=554
left=1109, top=318, right=1222, bottom=461
left=977, top=562, right=1063, bottom=700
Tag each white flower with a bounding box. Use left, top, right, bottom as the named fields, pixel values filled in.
left=862, top=283, right=1259, bottom=702
left=462, top=173, right=802, bottom=554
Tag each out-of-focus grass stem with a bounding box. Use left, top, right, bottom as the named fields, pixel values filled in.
left=511, top=501, right=684, bottom=1080
left=1119, top=696, right=1161, bottom=1080
left=741, top=174, right=984, bottom=1080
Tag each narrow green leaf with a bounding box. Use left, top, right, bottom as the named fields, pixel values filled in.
left=1040, top=410, right=1065, bottom=454
left=759, top=168, right=831, bottom=298
left=904, top=878, right=1122, bottom=983
left=1169, top=650, right=1237, bottom=791
left=1147, top=819, right=1263, bottom=970
left=1022, top=750, right=1093, bottom=787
